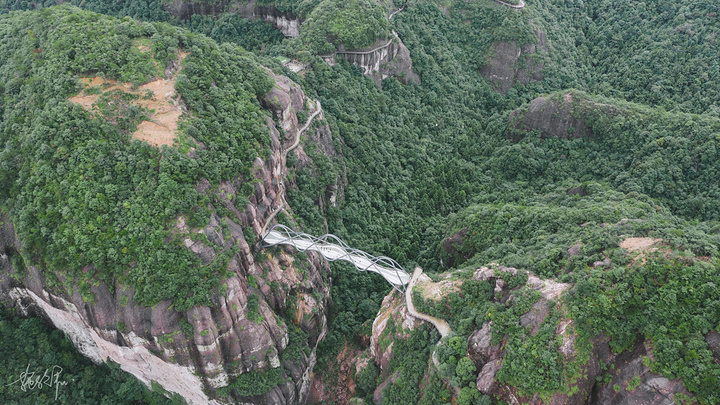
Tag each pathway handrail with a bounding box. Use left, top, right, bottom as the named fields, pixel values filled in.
left=261, top=224, right=410, bottom=293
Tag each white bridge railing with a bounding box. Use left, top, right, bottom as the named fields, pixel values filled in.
left=261, top=224, right=410, bottom=293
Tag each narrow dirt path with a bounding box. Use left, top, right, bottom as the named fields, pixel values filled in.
left=286, top=100, right=323, bottom=155
left=258, top=99, right=323, bottom=238
left=405, top=267, right=451, bottom=337
left=389, top=5, right=405, bottom=20
left=405, top=267, right=459, bottom=396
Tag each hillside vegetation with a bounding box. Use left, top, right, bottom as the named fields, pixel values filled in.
left=0, top=0, right=719, bottom=404
left=0, top=6, right=273, bottom=310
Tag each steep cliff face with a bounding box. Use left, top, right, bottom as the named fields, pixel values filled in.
left=369, top=290, right=424, bottom=374
left=508, top=92, right=596, bottom=140
left=163, top=0, right=416, bottom=84
left=480, top=29, right=548, bottom=94
left=507, top=90, right=632, bottom=141
left=165, top=0, right=301, bottom=38
left=164, top=0, right=230, bottom=20
left=0, top=70, right=338, bottom=405
left=321, top=34, right=420, bottom=87
left=232, top=1, right=301, bottom=38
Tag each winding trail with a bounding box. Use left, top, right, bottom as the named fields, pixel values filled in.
left=258, top=99, right=323, bottom=238
left=405, top=267, right=458, bottom=395
left=388, top=5, right=405, bottom=20
left=257, top=62, right=454, bottom=370
left=405, top=267, right=451, bottom=337
left=287, top=99, right=323, bottom=154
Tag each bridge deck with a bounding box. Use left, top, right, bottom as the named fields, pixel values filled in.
left=262, top=226, right=410, bottom=290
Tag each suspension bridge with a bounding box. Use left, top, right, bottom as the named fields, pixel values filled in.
left=261, top=224, right=411, bottom=293
left=261, top=225, right=452, bottom=372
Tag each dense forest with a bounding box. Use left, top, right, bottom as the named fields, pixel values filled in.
left=1, top=0, right=719, bottom=403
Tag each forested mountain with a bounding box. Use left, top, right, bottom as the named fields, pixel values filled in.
left=0, top=0, right=719, bottom=404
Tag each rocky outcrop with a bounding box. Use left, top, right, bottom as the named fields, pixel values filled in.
left=373, top=369, right=401, bottom=405
left=165, top=0, right=417, bottom=82
left=306, top=341, right=363, bottom=405
left=164, top=0, right=301, bottom=38
left=164, top=0, right=229, bottom=20
left=470, top=264, right=696, bottom=405
left=371, top=35, right=420, bottom=86
left=439, top=227, right=470, bottom=269
left=509, top=92, right=595, bottom=140
left=480, top=29, right=548, bottom=94
left=707, top=330, right=720, bottom=363
left=591, top=340, right=694, bottom=405
left=342, top=248, right=702, bottom=405
left=322, top=33, right=420, bottom=87
left=370, top=290, right=424, bottom=373
left=231, top=1, right=301, bottom=38
left=472, top=265, right=610, bottom=404
left=0, top=71, right=338, bottom=404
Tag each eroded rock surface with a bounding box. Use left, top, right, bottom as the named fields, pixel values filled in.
left=322, top=34, right=419, bottom=87
left=592, top=341, right=693, bottom=405
left=165, top=0, right=301, bottom=38
left=509, top=92, right=594, bottom=139
left=481, top=29, right=548, bottom=94
left=370, top=291, right=424, bottom=373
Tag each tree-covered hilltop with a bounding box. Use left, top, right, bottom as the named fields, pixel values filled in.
left=0, top=5, right=273, bottom=310
left=244, top=0, right=396, bottom=53
left=300, top=0, right=390, bottom=53
left=0, top=0, right=397, bottom=54
left=0, top=0, right=286, bottom=52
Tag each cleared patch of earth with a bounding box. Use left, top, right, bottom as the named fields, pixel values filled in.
left=69, top=51, right=188, bottom=147
left=620, top=237, right=665, bottom=265
left=416, top=275, right=462, bottom=302
left=620, top=237, right=662, bottom=253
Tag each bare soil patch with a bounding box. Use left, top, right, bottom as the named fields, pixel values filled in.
left=620, top=237, right=662, bottom=253
left=416, top=276, right=462, bottom=302
left=620, top=237, right=666, bottom=265
left=69, top=51, right=188, bottom=148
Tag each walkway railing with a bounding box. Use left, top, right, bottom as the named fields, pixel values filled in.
left=261, top=224, right=410, bottom=293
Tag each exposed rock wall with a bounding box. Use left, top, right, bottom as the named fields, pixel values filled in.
left=322, top=34, right=420, bottom=86
left=165, top=0, right=301, bottom=38
left=360, top=264, right=696, bottom=405
left=480, top=29, right=548, bottom=94
left=591, top=339, right=694, bottom=405
left=231, top=1, right=301, bottom=38
left=164, top=1, right=417, bottom=81
left=164, top=0, right=230, bottom=20
left=508, top=92, right=595, bottom=140
left=0, top=71, right=338, bottom=405
left=370, top=290, right=424, bottom=373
